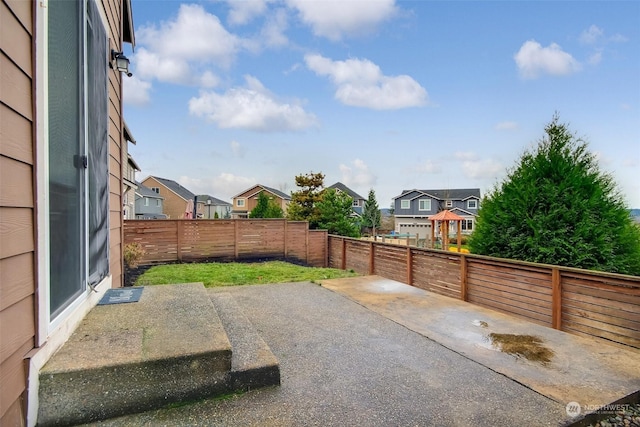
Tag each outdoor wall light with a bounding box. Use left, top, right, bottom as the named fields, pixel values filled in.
left=111, top=50, right=132, bottom=77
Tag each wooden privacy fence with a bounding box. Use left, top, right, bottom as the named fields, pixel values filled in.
left=329, top=236, right=640, bottom=351
left=123, top=219, right=328, bottom=267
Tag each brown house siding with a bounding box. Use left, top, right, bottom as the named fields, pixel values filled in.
left=1, top=0, right=129, bottom=424
left=141, top=177, right=189, bottom=219
left=0, top=0, right=35, bottom=424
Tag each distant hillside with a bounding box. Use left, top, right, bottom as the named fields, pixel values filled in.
left=630, top=209, right=640, bottom=223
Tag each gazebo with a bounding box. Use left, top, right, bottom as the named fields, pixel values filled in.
left=430, top=209, right=465, bottom=251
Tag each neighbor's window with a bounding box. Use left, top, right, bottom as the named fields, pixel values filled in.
left=467, top=199, right=478, bottom=209
left=418, top=199, right=431, bottom=211
left=144, top=197, right=149, bottom=206
left=151, top=187, right=160, bottom=194
left=237, top=198, right=245, bottom=207
left=401, top=200, right=410, bottom=209
left=446, top=200, right=453, bottom=208
left=462, top=219, right=474, bottom=231
left=156, top=199, right=160, bottom=207
left=352, top=200, right=359, bottom=207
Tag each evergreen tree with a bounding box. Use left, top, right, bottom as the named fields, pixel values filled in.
left=287, top=172, right=325, bottom=228
left=361, top=188, right=381, bottom=235
left=469, top=115, right=640, bottom=275
left=316, top=188, right=360, bottom=237
left=249, top=191, right=284, bottom=218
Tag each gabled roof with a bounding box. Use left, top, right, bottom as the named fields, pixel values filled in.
left=233, top=184, right=291, bottom=201
left=135, top=182, right=163, bottom=199
left=196, top=195, right=231, bottom=206
left=328, top=182, right=365, bottom=201
left=393, top=188, right=480, bottom=200
left=147, top=176, right=195, bottom=201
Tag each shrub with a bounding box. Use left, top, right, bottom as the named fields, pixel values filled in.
left=123, top=242, right=145, bottom=268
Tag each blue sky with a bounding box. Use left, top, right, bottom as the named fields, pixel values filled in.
left=124, top=0, right=640, bottom=208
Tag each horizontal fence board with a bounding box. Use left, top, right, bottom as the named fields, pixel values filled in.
left=468, top=260, right=552, bottom=288
left=467, top=275, right=553, bottom=304
left=561, top=323, right=640, bottom=350
left=467, top=283, right=552, bottom=312
left=562, top=297, right=640, bottom=325
left=562, top=281, right=640, bottom=305
left=562, top=290, right=638, bottom=314
left=562, top=304, right=640, bottom=332
left=124, top=219, right=324, bottom=265
left=467, top=295, right=552, bottom=326
left=468, top=286, right=552, bottom=322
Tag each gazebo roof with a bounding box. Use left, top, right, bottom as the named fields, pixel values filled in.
left=430, top=209, right=464, bottom=221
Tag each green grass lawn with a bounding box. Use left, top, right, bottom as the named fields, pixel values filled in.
left=135, top=260, right=359, bottom=287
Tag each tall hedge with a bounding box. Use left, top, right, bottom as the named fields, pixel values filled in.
left=469, top=116, right=640, bottom=276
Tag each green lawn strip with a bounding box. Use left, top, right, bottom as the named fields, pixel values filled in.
left=135, top=260, right=358, bottom=287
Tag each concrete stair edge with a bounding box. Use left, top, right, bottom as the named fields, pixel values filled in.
left=210, top=292, right=281, bottom=391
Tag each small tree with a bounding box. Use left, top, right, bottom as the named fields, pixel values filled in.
left=287, top=172, right=325, bottom=228
left=316, top=188, right=360, bottom=237
left=250, top=191, right=284, bottom=218
left=361, top=188, right=381, bottom=236
left=469, top=115, right=640, bottom=275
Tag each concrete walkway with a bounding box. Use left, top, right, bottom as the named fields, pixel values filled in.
left=91, top=281, right=570, bottom=426
left=319, top=276, right=640, bottom=409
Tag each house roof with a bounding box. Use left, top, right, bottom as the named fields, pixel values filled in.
left=147, top=176, right=195, bottom=201
left=135, top=182, right=163, bottom=199
left=123, top=121, right=136, bottom=144
left=123, top=0, right=135, bottom=47
left=233, top=184, right=291, bottom=201
left=196, top=195, right=231, bottom=206
left=328, top=182, right=365, bottom=201
left=127, top=154, right=140, bottom=171
left=393, top=188, right=481, bottom=200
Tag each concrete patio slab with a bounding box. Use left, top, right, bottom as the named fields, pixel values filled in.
left=319, top=275, right=640, bottom=411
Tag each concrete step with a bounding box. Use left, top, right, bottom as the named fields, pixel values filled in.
left=209, top=292, right=280, bottom=391
left=38, top=283, right=232, bottom=426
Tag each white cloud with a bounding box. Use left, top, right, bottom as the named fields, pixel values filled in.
left=514, top=40, right=581, bottom=79
left=579, top=25, right=603, bottom=44
left=188, top=75, right=318, bottom=132
left=415, top=159, right=442, bottom=174
left=225, top=0, right=270, bottom=25
left=588, top=49, right=603, bottom=65
left=286, top=0, right=397, bottom=41
left=230, top=140, right=244, bottom=157
left=123, top=76, right=152, bottom=106
left=260, top=8, right=289, bottom=47
left=339, top=159, right=377, bottom=188
left=454, top=152, right=503, bottom=179
left=133, top=4, right=239, bottom=86
left=305, top=54, right=427, bottom=110
left=495, top=121, right=518, bottom=131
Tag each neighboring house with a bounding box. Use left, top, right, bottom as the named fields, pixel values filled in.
left=196, top=195, right=232, bottom=219
left=327, top=182, right=366, bottom=216
left=122, top=122, right=140, bottom=219
left=141, top=176, right=196, bottom=219
left=135, top=183, right=166, bottom=219
left=231, top=184, right=291, bottom=218
left=392, top=189, right=481, bottom=237
left=0, top=0, right=135, bottom=425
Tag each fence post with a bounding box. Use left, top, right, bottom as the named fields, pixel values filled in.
left=284, top=219, right=288, bottom=259
left=176, top=220, right=183, bottom=262
left=341, top=238, right=347, bottom=270
left=369, top=242, right=375, bottom=275
left=234, top=220, right=239, bottom=260
left=406, top=247, right=412, bottom=285
left=552, top=267, right=562, bottom=329
left=460, top=254, right=468, bottom=301
left=305, top=224, right=309, bottom=264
